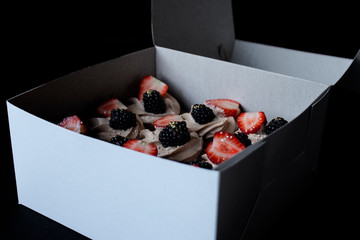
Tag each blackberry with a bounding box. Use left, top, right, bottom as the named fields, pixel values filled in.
left=109, top=108, right=137, bottom=130
left=191, top=104, right=215, bottom=124
left=189, top=159, right=213, bottom=169
left=159, top=121, right=191, bottom=148
left=142, top=89, right=166, bottom=114
left=110, top=135, right=128, bottom=146
left=233, top=131, right=252, bottom=147
left=265, top=117, right=288, bottom=135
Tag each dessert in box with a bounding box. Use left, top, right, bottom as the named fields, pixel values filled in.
left=64, top=75, right=288, bottom=168
left=6, top=0, right=359, bottom=239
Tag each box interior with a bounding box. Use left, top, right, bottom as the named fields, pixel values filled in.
left=8, top=46, right=330, bottom=170
left=155, top=46, right=328, bottom=122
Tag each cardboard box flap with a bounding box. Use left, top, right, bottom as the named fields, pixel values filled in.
left=335, top=49, right=360, bottom=94
left=152, top=0, right=235, bottom=60
left=232, top=40, right=354, bottom=86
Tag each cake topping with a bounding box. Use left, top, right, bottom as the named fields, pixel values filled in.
left=205, top=99, right=241, bottom=117
left=58, top=115, right=86, bottom=134
left=110, top=135, right=129, bottom=146
left=188, top=159, right=213, bottom=169
left=97, top=98, right=127, bottom=117
left=191, top=104, right=215, bottom=124
left=142, top=89, right=167, bottom=114
left=159, top=121, right=191, bottom=148
left=205, top=131, right=245, bottom=164
left=233, top=130, right=252, bottom=147
left=153, top=114, right=184, bottom=128
left=265, top=117, right=288, bottom=135
left=236, top=111, right=266, bottom=134
left=109, top=109, right=137, bottom=130
left=123, top=139, right=158, bottom=156
left=60, top=74, right=287, bottom=167
left=138, top=75, right=168, bottom=100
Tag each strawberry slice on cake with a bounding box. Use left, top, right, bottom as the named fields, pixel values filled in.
left=138, top=75, right=168, bottom=100
left=96, top=98, right=127, bottom=117
left=58, top=115, right=87, bottom=134
left=123, top=139, right=158, bottom=156
left=237, top=111, right=266, bottom=134
left=205, top=99, right=241, bottom=118
left=205, top=131, right=245, bottom=164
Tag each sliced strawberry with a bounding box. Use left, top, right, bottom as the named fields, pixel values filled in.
left=206, top=131, right=245, bottom=164
left=96, top=98, right=127, bottom=117
left=58, top=115, right=86, bottom=134
left=153, top=114, right=184, bottom=128
left=123, top=139, right=158, bottom=156
left=237, top=111, right=266, bottom=134
left=138, top=75, right=168, bottom=100
left=205, top=99, right=241, bottom=117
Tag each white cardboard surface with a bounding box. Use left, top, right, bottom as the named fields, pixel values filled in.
left=155, top=46, right=328, bottom=122
left=232, top=40, right=353, bottom=86
left=7, top=102, right=220, bottom=240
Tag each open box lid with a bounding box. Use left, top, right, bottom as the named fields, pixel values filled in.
left=152, top=0, right=235, bottom=61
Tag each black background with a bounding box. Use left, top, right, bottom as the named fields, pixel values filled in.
left=1, top=1, right=359, bottom=239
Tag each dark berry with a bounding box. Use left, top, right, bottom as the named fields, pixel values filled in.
left=159, top=121, right=191, bottom=148
left=188, top=159, right=213, bottom=169
left=110, top=135, right=128, bottom=146
left=142, top=89, right=166, bottom=114
left=109, top=109, right=137, bottom=130
left=191, top=104, right=215, bottom=124
left=265, top=117, right=288, bottom=135
left=233, top=131, right=252, bottom=147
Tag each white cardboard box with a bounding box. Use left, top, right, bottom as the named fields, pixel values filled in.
left=7, top=0, right=359, bottom=239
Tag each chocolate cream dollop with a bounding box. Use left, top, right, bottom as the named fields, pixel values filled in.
left=127, top=93, right=181, bottom=124
left=87, top=115, right=144, bottom=142
left=181, top=105, right=237, bottom=139
left=140, top=128, right=203, bottom=163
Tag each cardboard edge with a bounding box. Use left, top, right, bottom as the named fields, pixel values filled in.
left=6, top=101, right=20, bottom=204
left=304, top=87, right=331, bottom=172
left=335, top=49, right=360, bottom=94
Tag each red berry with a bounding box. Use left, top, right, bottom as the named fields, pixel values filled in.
left=58, top=115, right=86, bottom=134
left=237, top=111, right=266, bottom=134
left=205, top=99, right=241, bottom=117
left=138, top=75, right=168, bottom=100
left=205, top=131, right=245, bottom=164
left=97, top=98, right=127, bottom=117
left=153, top=114, right=184, bottom=128
left=123, top=139, right=158, bottom=156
